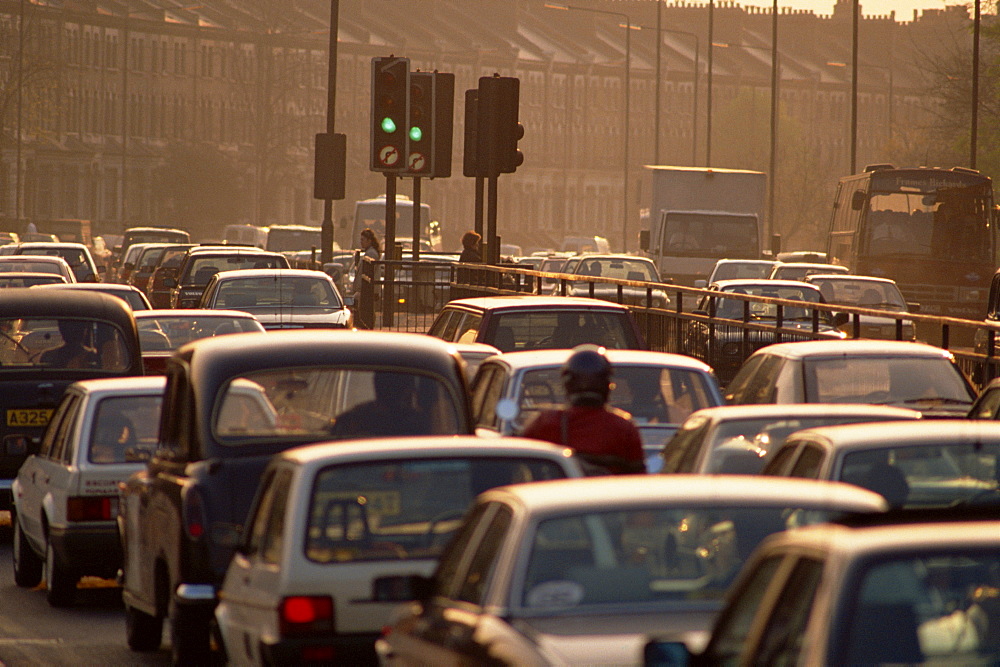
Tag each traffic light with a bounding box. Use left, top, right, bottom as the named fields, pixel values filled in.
left=313, top=132, right=346, bottom=200
left=370, top=56, right=409, bottom=172
left=406, top=72, right=433, bottom=175
left=430, top=72, right=455, bottom=179
left=476, top=75, right=523, bottom=176
left=463, top=89, right=479, bottom=178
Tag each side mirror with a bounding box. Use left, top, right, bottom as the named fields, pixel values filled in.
left=639, top=230, right=650, bottom=251
left=163, top=277, right=177, bottom=288
left=372, top=574, right=435, bottom=603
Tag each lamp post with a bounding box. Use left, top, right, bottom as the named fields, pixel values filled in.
left=16, top=0, right=25, bottom=227
left=707, top=0, right=714, bottom=165
left=546, top=3, right=634, bottom=252
left=632, top=24, right=700, bottom=167
left=972, top=0, right=980, bottom=169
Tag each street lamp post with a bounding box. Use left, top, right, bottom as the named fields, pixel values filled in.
left=633, top=24, right=700, bottom=167
left=546, top=3, right=634, bottom=252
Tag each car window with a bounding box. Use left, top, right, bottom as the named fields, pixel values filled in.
left=49, top=394, right=82, bottom=463
left=259, top=468, right=293, bottom=565
left=610, top=366, right=719, bottom=425
left=660, top=415, right=711, bottom=474
left=733, top=355, right=783, bottom=404
left=471, top=365, right=505, bottom=428
left=137, top=315, right=262, bottom=351
left=454, top=505, right=513, bottom=605
left=244, top=468, right=278, bottom=559
left=753, top=557, right=825, bottom=665
left=88, top=394, right=162, bottom=464
left=455, top=313, right=483, bottom=344
left=788, top=444, right=825, bottom=479
left=215, top=367, right=463, bottom=443
left=803, top=356, right=973, bottom=405
left=39, top=395, right=77, bottom=459
left=725, top=355, right=767, bottom=402
left=426, top=309, right=456, bottom=340
left=703, top=555, right=786, bottom=663
left=970, top=387, right=1000, bottom=419
left=491, top=310, right=636, bottom=351
left=0, top=318, right=132, bottom=371
left=761, top=443, right=801, bottom=476
left=215, top=277, right=340, bottom=309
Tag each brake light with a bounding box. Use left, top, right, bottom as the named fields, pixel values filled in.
left=279, top=595, right=334, bottom=636
left=66, top=496, right=116, bottom=521
left=182, top=487, right=207, bottom=540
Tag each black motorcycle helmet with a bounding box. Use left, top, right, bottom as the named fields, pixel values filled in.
left=562, top=344, right=612, bottom=407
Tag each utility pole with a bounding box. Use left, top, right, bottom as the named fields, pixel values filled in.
left=320, top=0, right=340, bottom=263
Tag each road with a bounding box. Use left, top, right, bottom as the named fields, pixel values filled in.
left=0, top=513, right=169, bottom=666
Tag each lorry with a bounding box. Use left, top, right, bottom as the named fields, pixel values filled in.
left=639, top=166, right=769, bottom=286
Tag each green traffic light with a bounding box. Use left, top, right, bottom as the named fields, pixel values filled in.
left=381, top=117, right=397, bottom=134
left=409, top=126, right=423, bottom=142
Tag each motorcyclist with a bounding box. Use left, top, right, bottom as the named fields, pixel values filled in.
left=522, top=345, right=645, bottom=474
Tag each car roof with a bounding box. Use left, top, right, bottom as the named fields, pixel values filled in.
left=278, top=435, right=575, bottom=468
left=751, top=339, right=955, bottom=359
left=714, top=259, right=777, bottom=265
left=34, top=283, right=142, bottom=293
left=760, top=518, right=1000, bottom=557
left=68, top=375, right=167, bottom=396
left=484, top=348, right=714, bottom=374
left=444, top=295, right=632, bottom=311
left=774, top=262, right=847, bottom=270
left=782, top=419, right=1000, bottom=452
left=11, top=242, right=89, bottom=250
left=0, top=289, right=135, bottom=322
left=479, top=475, right=887, bottom=515
left=0, top=272, right=66, bottom=280
left=125, top=226, right=188, bottom=234
left=184, top=246, right=279, bottom=257
left=572, top=254, right=655, bottom=262
left=712, top=279, right=823, bottom=291
left=805, top=274, right=897, bottom=285
left=680, top=403, right=922, bottom=423
left=0, top=255, right=71, bottom=265
left=211, top=268, right=334, bottom=280
left=135, top=308, right=261, bottom=319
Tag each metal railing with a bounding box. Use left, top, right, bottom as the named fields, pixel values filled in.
left=354, top=257, right=1000, bottom=389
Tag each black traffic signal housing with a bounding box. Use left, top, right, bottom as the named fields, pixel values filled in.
left=404, top=72, right=455, bottom=178
left=463, top=89, right=479, bottom=178
left=313, top=132, right=346, bottom=200
left=370, top=56, right=409, bottom=172
left=476, top=75, right=523, bottom=176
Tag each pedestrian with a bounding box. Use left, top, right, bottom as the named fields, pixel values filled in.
left=522, top=345, right=646, bottom=475
left=459, top=230, right=482, bottom=263
left=353, top=228, right=381, bottom=294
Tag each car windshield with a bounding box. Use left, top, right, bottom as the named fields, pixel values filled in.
left=491, top=310, right=635, bottom=351
left=215, top=277, right=341, bottom=309
left=574, top=258, right=659, bottom=282
left=844, top=551, right=1000, bottom=664
left=811, top=279, right=907, bottom=311
left=304, top=457, right=567, bottom=564
left=0, top=317, right=131, bottom=370
left=840, top=443, right=1000, bottom=508
left=712, top=285, right=824, bottom=321
left=516, top=365, right=717, bottom=431
left=136, top=315, right=261, bottom=351
left=213, top=367, right=462, bottom=443
left=88, top=394, right=163, bottom=464
left=711, top=262, right=775, bottom=281
left=0, top=260, right=64, bottom=275
left=804, top=357, right=973, bottom=406
left=519, top=505, right=851, bottom=614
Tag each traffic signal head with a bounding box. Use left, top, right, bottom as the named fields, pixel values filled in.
left=370, top=56, right=409, bottom=172
left=476, top=75, right=524, bottom=176
left=406, top=72, right=433, bottom=175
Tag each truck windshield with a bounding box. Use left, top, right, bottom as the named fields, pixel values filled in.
left=661, top=213, right=759, bottom=258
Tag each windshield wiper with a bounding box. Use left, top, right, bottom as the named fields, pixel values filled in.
left=896, top=397, right=972, bottom=406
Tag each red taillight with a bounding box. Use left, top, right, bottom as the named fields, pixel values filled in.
left=66, top=496, right=115, bottom=521
left=279, top=596, right=334, bottom=636
left=182, top=487, right=207, bottom=540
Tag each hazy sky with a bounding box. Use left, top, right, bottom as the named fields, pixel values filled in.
left=726, top=0, right=970, bottom=20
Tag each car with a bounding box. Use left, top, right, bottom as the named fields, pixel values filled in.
left=126, top=243, right=176, bottom=292
left=969, top=376, right=1000, bottom=419
left=760, top=420, right=1000, bottom=508
left=133, top=309, right=266, bottom=374
left=144, top=243, right=197, bottom=308
left=724, top=339, right=977, bottom=417
left=0, top=291, right=143, bottom=512
left=31, top=283, right=152, bottom=310
left=683, top=279, right=845, bottom=384
left=558, top=254, right=670, bottom=308
left=0, top=255, right=76, bottom=283
left=804, top=273, right=917, bottom=340
left=0, top=272, right=68, bottom=288
left=10, top=377, right=165, bottom=607
left=113, top=242, right=165, bottom=284
left=660, top=403, right=922, bottom=476
left=198, top=268, right=352, bottom=329
left=448, top=342, right=500, bottom=382
left=767, top=261, right=849, bottom=281
left=214, top=436, right=584, bottom=665
left=427, top=295, right=647, bottom=352
left=167, top=246, right=290, bottom=308
left=374, top=476, right=887, bottom=666
left=118, top=330, right=474, bottom=663
left=114, top=226, right=190, bottom=271
left=657, top=511, right=1000, bottom=665
left=694, top=258, right=779, bottom=288
left=470, top=349, right=723, bottom=472
left=0, top=241, right=100, bottom=283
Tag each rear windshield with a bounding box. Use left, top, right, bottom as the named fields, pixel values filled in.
left=215, top=276, right=341, bottom=309
left=0, top=260, right=65, bottom=275
left=0, top=318, right=131, bottom=371
left=213, top=367, right=462, bottom=443
left=305, top=457, right=568, bottom=563
left=184, top=254, right=286, bottom=285
left=490, top=310, right=636, bottom=352
left=88, top=393, right=163, bottom=464
left=137, top=315, right=262, bottom=351
left=804, top=357, right=973, bottom=406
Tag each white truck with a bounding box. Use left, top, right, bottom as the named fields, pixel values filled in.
left=639, top=166, right=770, bottom=286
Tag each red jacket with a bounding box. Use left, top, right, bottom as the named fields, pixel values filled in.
left=523, top=405, right=645, bottom=473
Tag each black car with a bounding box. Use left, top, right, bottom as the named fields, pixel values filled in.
left=118, top=330, right=474, bottom=663
left=166, top=246, right=289, bottom=308
left=0, top=290, right=143, bottom=511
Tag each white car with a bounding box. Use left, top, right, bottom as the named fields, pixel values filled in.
left=214, top=436, right=583, bottom=665
left=10, top=376, right=165, bottom=607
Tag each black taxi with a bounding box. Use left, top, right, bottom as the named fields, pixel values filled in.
left=118, top=329, right=473, bottom=663
left=0, top=290, right=143, bottom=511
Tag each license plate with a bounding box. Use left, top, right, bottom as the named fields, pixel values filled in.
left=6, top=409, right=53, bottom=427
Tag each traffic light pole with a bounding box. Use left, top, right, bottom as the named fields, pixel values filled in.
left=321, top=0, right=339, bottom=264
left=474, top=176, right=484, bottom=241
left=412, top=177, right=421, bottom=261
left=383, top=174, right=397, bottom=326
left=487, top=174, right=499, bottom=265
